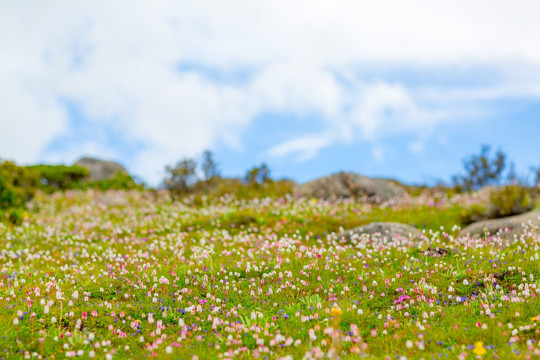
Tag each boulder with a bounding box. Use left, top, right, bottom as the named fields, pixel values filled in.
left=459, top=210, right=540, bottom=239
left=338, top=222, right=424, bottom=242
left=295, top=172, right=406, bottom=202
left=74, top=157, right=128, bottom=181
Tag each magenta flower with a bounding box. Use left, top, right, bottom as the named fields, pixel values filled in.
left=393, top=295, right=410, bottom=304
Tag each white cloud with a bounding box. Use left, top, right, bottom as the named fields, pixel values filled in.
left=408, top=140, right=424, bottom=154
left=267, top=133, right=335, bottom=162
left=1, top=0, right=540, bottom=182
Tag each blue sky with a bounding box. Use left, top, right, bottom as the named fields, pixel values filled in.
left=1, top=1, right=539, bottom=185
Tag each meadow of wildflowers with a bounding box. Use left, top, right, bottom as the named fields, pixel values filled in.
left=1, top=189, right=539, bottom=359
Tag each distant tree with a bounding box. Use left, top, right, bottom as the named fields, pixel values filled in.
left=244, top=163, right=271, bottom=185
left=452, top=145, right=506, bottom=192
left=164, top=158, right=198, bottom=194
left=201, top=150, right=220, bottom=181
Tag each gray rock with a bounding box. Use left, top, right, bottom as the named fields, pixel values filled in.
left=338, top=222, right=424, bottom=242
left=295, top=172, right=406, bottom=202
left=459, top=210, right=540, bottom=239
left=74, top=157, right=128, bottom=181
left=423, top=247, right=459, bottom=257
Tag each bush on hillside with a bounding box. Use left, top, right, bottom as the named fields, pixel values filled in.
left=0, top=161, right=40, bottom=209
left=164, top=151, right=293, bottom=201
left=459, top=185, right=535, bottom=225
left=488, top=184, right=535, bottom=218
left=459, top=203, right=489, bottom=225
left=28, top=164, right=90, bottom=192
left=208, top=178, right=294, bottom=200
left=87, top=172, right=142, bottom=191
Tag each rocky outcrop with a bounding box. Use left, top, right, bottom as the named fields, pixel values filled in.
left=459, top=210, right=540, bottom=239
left=295, top=172, right=406, bottom=202
left=338, top=222, right=424, bottom=242
left=74, top=157, right=128, bottom=181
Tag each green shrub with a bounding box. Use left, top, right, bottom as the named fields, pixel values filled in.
left=185, top=178, right=294, bottom=204
left=0, top=174, right=15, bottom=208
left=0, top=161, right=40, bottom=209
left=28, top=164, right=89, bottom=192
left=488, top=185, right=535, bottom=218
left=88, top=172, right=142, bottom=191
left=459, top=203, right=489, bottom=225
left=1, top=208, right=25, bottom=225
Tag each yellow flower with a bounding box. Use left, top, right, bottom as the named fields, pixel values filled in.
left=473, top=341, right=487, bottom=356
left=331, top=308, right=342, bottom=317
left=532, top=315, right=538, bottom=322
left=311, top=198, right=318, bottom=204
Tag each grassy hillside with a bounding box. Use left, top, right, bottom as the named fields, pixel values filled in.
left=0, top=190, right=538, bottom=359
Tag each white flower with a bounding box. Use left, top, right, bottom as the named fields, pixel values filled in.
left=13, top=318, right=19, bottom=326
left=165, top=346, right=173, bottom=354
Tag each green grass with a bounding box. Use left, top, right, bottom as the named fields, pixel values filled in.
left=0, top=190, right=538, bottom=359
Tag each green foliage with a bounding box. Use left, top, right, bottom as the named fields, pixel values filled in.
left=0, top=173, right=15, bottom=209
left=459, top=185, right=535, bottom=223
left=0, top=160, right=40, bottom=209
left=87, top=172, right=142, bottom=191
left=0, top=207, right=25, bottom=225
left=244, top=163, right=270, bottom=185
left=164, top=152, right=288, bottom=200
left=488, top=184, right=535, bottom=218
left=1, top=161, right=141, bottom=217
left=164, top=158, right=198, bottom=194
left=459, top=203, right=489, bottom=225
left=28, top=164, right=89, bottom=192
left=205, top=178, right=294, bottom=200
left=452, top=145, right=506, bottom=192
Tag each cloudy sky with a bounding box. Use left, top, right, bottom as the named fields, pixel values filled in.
left=1, top=1, right=539, bottom=185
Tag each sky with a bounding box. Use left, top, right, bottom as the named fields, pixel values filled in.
left=1, top=1, right=539, bottom=186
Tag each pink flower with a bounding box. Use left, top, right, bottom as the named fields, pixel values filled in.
left=393, top=295, right=410, bottom=304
